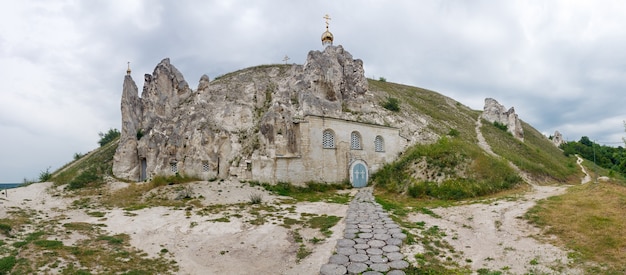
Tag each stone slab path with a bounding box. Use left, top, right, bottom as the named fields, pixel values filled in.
left=320, top=188, right=409, bottom=275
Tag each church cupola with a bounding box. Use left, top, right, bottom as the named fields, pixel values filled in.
left=321, top=14, right=334, bottom=47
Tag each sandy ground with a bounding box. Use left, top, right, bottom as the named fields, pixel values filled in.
left=0, top=181, right=351, bottom=275
left=0, top=154, right=590, bottom=274
left=405, top=184, right=583, bottom=274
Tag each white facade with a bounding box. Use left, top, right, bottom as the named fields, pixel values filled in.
left=251, top=115, right=407, bottom=185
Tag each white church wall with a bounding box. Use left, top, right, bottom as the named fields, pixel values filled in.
left=252, top=115, right=407, bottom=184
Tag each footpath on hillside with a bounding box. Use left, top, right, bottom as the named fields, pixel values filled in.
left=387, top=117, right=586, bottom=274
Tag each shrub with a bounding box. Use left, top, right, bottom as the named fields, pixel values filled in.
left=136, top=129, right=144, bottom=140
left=382, top=97, right=400, bottom=112
left=98, top=128, right=120, bottom=147
left=448, top=128, right=460, bottom=137
left=0, top=224, right=11, bottom=237
left=378, top=77, right=387, bottom=82
left=493, top=121, right=508, bottom=131
left=39, top=167, right=52, bottom=182
left=68, top=168, right=101, bottom=189
left=73, top=152, right=84, bottom=160
left=249, top=193, right=263, bottom=204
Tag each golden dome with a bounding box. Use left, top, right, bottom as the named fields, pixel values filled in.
left=321, top=14, right=333, bottom=47
left=321, top=26, right=334, bottom=46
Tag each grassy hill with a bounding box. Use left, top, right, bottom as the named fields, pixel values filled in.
left=41, top=67, right=626, bottom=274
left=367, top=79, right=579, bottom=200
left=48, top=76, right=581, bottom=198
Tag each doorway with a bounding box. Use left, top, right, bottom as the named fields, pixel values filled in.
left=349, top=160, right=368, bottom=188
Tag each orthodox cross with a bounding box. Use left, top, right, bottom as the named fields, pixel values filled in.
left=126, top=61, right=131, bottom=75
left=282, top=55, right=290, bottom=64
left=323, top=14, right=331, bottom=28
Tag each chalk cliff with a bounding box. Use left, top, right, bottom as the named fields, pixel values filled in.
left=481, top=98, right=524, bottom=141
left=113, top=46, right=422, bottom=181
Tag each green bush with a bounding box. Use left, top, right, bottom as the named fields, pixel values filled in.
left=38, top=167, right=52, bottom=182
left=68, top=168, right=101, bottom=190
left=382, top=97, right=400, bottom=112
left=136, top=129, right=144, bottom=140
left=493, top=121, right=508, bottom=131
left=248, top=193, right=263, bottom=204
left=0, top=224, right=11, bottom=237
left=73, top=152, right=84, bottom=160
left=98, top=128, right=120, bottom=147
left=448, top=128, right=460, bottom=137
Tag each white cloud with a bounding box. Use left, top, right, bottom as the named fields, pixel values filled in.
left=1, top=0, right=626, bottom=182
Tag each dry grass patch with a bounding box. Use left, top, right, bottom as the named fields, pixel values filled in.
left=526, top=181, right=626, bottom=273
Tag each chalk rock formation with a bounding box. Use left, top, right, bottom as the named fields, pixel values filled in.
left=112, top=74, right=142, bottom=179
left=481, top=98, right=524, bottom=140
left=112, top=45, right=416, bottom=182
left=551, top=130, right=564, bottom=147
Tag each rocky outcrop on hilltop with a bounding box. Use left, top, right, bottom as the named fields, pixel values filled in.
left=551, top=130, right=564, bottom=147
left=112, top=46, right=425, bottom=181
left=481, top=98, right=524, bottom=141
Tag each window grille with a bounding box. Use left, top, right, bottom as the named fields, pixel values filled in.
left=322, top=129, right=335, bottom=148
left=351, top=131, right=362, bottom=150
left=170, top=162, right=178, bottom=173
left=375, top=136, right=384, bottom=152
left=202, top=161, right=210, bottom=172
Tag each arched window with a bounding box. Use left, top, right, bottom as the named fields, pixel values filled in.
left=374, top=135, right=384, bottom=152
left=322, top=129, right=335, bottom=149
left=350, top=131, right=362, bottom=150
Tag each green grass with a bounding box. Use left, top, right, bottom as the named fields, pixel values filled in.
left=150, top=173, right=200, bottom=186
left=51, top=136, right=119, bottom=188
left=525, top=180, right=626, bottom=274
left=252, top=181, right=351, bottom=203
left=33, top=239, right=63, bottom=249
left=481, top=120, right=579, bottom=182
left=368, top=79, right=480, bottom=141
left=0, top=224, right=11, bottom=237
left=372, top=137, right=523, bottom=199
left=306, top=215, right=340, bottom=237
left=0, top=256, right=16, bottom=274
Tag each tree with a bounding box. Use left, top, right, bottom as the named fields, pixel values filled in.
left=579, top=136, right=593, bottom=147
left=98, top=128, right=120, bottom=147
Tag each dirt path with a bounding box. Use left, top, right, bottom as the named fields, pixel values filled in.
left=576, top=155, right=591, bottom=184
left=405, top=184, right=581, bottom=274
left=399, top=117, right=585, bottom=274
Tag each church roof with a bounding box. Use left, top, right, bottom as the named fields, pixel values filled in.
left=321, top=14, right=334, bottom=46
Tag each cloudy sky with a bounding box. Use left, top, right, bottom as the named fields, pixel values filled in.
left=2, top=1, right=625, bottom=182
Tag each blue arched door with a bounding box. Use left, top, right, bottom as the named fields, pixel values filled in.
left=351, top=162, right=368, bottom=188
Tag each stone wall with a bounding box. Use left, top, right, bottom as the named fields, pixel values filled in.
left=251, top=116, right=407, bottom=184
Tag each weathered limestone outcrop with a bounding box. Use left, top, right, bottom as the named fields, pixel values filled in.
left=112, top=74, right=142, bottom=179
left=113, top=46, right=415, bottom=183
left=551, top=130, right=564, bottom=147
left=481, top=98, right=524, bottom=141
